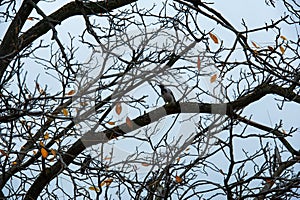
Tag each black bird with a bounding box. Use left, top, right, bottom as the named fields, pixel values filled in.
left=158, top=84, right=176, bottom=104
left=80, top=154, right=92, bottom=174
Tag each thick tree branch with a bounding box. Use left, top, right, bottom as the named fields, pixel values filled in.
left=0, top=0, right=136, bottom=81
left=24, top=82, right=300, bottom=199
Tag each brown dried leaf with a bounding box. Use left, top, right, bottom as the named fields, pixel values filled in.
left=210, top=74, right=218, bottom=83
left=51, top=149, right=57, bottom=156
left=66, top=90, right=76, bottom=96
left=44, top=132, right=49, bottom=140
left=209, top=32, right=219, bottom=44
left=279, top=46, right=285, bottom=54
left=251, top=41, right=259, bottom=48
left=280, top=35, right=287, bottom=40
left=126, top=116, right=133, bottom=129
left=115, top=103, right=122, bottom=115
left=197, top=56, right=201, bottom=71
left=175, top=175, right=182, bottom=183
left=107, top=121, right=115, bottom=125
left=88, top=186, right=100, bottom=192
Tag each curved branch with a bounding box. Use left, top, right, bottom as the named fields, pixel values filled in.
left=24, top=82, right=300, bottom=199
left=0, top=0, right=136, bottom=80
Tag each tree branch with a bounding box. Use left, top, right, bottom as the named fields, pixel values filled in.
left=0, top=0, right=136, bottom=81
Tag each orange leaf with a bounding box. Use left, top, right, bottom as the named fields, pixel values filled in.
left=176, top=157, right=180, bottom=163
left=33, top=150, right=37, bottom=155
left=209, top=32, right=219, bottom=44
left=41, top=147, right=48, bottom=158
left=66, top=90, right=76, bottom=96
left=251, top=41, right=259, bottom=48
left=107, top=121, right=115, bottom=125
left=12, top=161, right=17, bottom=165
left=62, top=108, right=68, bottom=116
left=27, top=17, right=35, bottom=21
left=279, top=46, right=285, bottom=54
left=210, top=74, right=217, bottom=83
left=280, top=35, right=287, bottom=40
left=197, top=56, right=201, bottom=71
left=175, top=175, right=182, bottom=183
left=89, top=186, right=100, bottom=192
left=126, top=117, right=133, bottom=129
left=115, top=103, right=122, bottom=115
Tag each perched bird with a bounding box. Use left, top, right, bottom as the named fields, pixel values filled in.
left=158, top=84, right=176, bottom=104
left=80, top=154, right=92, bottom=174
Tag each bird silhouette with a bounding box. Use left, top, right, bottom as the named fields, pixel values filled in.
left=158, top=84, right=176, bottom=104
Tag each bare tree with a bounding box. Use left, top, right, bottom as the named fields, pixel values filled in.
left=0, top=0, right=299, bottom=199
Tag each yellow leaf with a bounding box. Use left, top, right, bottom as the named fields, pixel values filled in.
left=62, top=108, right=68, bottom=116
left=66, top=90, right=76, bottom=96
left=210, top=74, right=217, bottom=83
left=39, top=141, right=45, bottom=147
left=12, top=161, right=17, bottom=165
left=51, top=149, right=57, bottom=156
left=209, top=32, right=219, bottom=44
left=175, top=175, right=182, bottom=183
left=107, top=121, right=115, bottom=125
left=88, top=186, right=100, bottom=192
left=279, top=46, right=285, bottom=54
left=280, top=35, right=287, bottom=40
left=197, top=56, right=201, bottom=71
left=251, top=41, right=259, bottom=48
left=115, top=103, right=122, bottom=115
left=126, top=117, right=133, bottom=129
left=44, top=132, right=49, bottom=140
left=41, top=147, right=48, bottom=158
